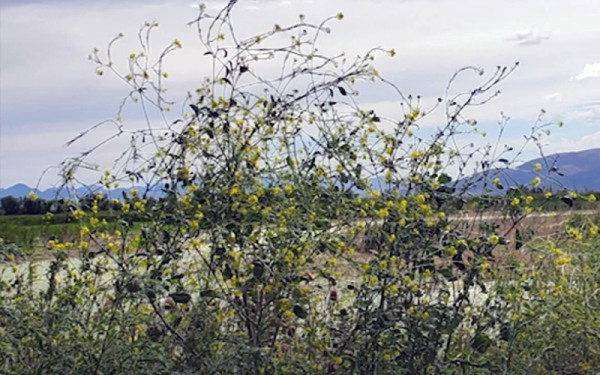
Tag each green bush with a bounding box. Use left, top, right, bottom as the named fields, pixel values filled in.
left=0, top=239, right=25, bottom=262
left=1, top=2, right=597, bottom=374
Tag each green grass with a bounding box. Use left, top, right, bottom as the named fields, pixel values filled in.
left=0, top=222, right=79, bottom=250
left=0, top=212, right=126, bottom=226
left=0, top=213, right=144, bottom=252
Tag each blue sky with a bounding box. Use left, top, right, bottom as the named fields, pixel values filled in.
left=1, top=0, right=599, bottom=189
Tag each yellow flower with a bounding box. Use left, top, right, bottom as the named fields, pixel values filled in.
left=134, top=201, right=144, bottom=211
left=589, top=194, right=597, bottom=202
left=556, top=255, right=571, bottom=266
left=580, top=363, right=591, bottom=371
left=247, top=195, right=258, bottom=205
left=488, top=235, right=499, bottom=245
left=399, top=200, right=407, bottom=213
left=377, top=208, right=389, bottom=218
left=173, top=39, right=182, bottom=48
left=531, top=177, right=540, bottom=187
left=447, top=246, right=457, bottom=256
left=27, top=191, right=37, bottom=201
left=533, top=163, right=541, bottom=172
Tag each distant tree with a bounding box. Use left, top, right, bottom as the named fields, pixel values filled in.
left=98, top=196, right=111, bottom=211
left=23, top=197, right=47, bottom=215
left=0, top=196, right=21, bottom=215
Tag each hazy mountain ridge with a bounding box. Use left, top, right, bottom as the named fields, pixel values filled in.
left=461, top=148, right=600, bottom=193
left=0, top=183, right=164, bottom=200
left=2, top=148, right=600, bottom=199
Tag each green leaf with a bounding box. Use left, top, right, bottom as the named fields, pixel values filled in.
left=293, top=304, right=307, bottom=319
left=125, top=280, right=141, bottom=293
left=253, top=262, right=265, bottom=280
left=438, top=173, right=452, bottom=184
left=169, top=292, right=191, bottom=304
left=200, top=289, right=218, bottom=299
left=500, top=324, right=511, bottom=341
left=439, top=268, right=455, bottom=281
left=471, top=334, right=493, bottom=353
left=223, top=264, right=234, bottom=280
left=515, top=229, right=523, bottom=250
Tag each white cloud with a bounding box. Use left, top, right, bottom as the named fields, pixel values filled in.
left=505, top=29, right=551, bottom=46
left=544, top=93, right=561, bottom=102
left=546, top=130, right=600, bottom=154
left=570, top=62, right=600, bottom=81
left=564, top=102, right=600, bottom=126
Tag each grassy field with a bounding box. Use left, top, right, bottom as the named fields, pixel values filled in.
left=0, top=213, right=144, bottom=252
left=0, top=209, right=600, bottom=263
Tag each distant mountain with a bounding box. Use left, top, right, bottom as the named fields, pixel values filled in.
left=0, top=184, right=33, bottom=199
left=2, top=148, right=599, bottom=199
left=0, top=183, right=164, bottom=201
left=461, top=148, right=600, bottom=193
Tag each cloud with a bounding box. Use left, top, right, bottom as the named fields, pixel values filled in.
left=505, top=30, right=551, bottom=46
left=570, top=62, right=600, bottom=81
left=546, top=130, right=600, bottom=154
left=544, top=93, right=561, bottom=102
left=564, top=102, right=600, bottom=126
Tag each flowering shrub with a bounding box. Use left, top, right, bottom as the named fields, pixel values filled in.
left=1, top=2, right=597, bottom=374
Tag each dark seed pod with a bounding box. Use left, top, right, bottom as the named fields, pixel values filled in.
left=330, top=290, right=338, bottom=302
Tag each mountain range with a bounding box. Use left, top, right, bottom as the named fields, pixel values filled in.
left=0, top=183, right=164, bottom=201
left=2, top=148, right=599, bottom=199
left=461, top=147, right=600, bottom=193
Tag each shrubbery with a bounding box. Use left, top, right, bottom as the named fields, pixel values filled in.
left=1, top=2, right=598, bottom=374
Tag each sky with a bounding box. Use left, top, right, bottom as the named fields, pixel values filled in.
left=1, top=0, right=599, bottom=189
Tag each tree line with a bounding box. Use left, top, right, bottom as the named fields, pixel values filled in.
left=0, top=194, right=156, bottom=216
